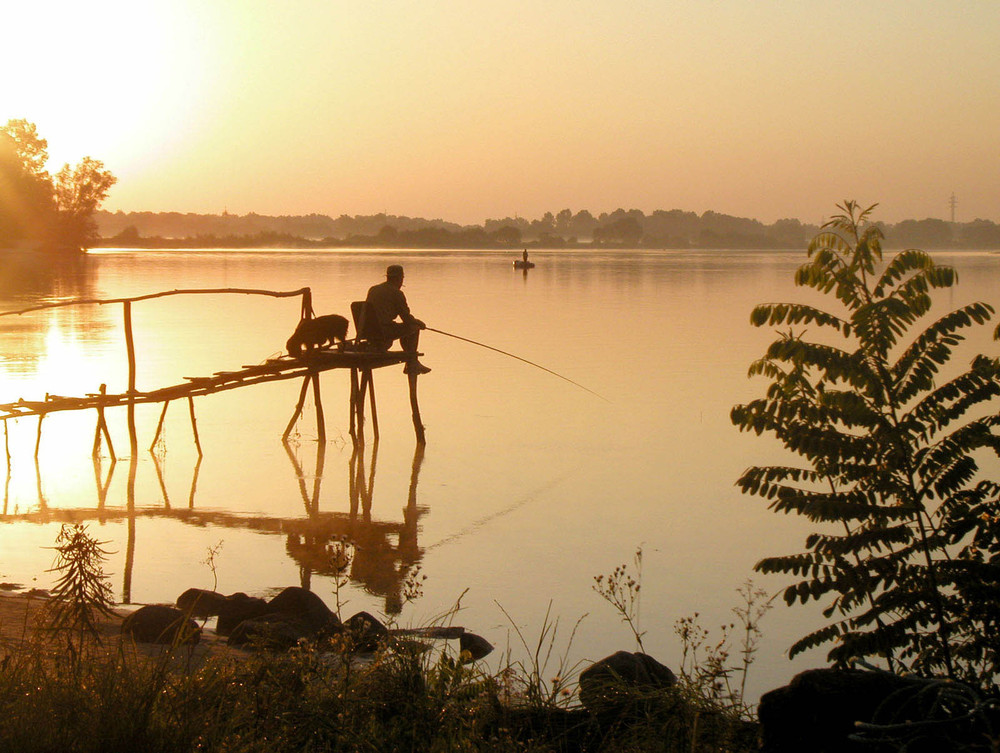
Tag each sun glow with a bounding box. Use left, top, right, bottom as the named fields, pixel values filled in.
left=1, top=1, right=212, bottom=176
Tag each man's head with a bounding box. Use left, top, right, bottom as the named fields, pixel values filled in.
left=386, top=264, right=404, bottom=286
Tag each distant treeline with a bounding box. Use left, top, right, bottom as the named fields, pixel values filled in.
left=94, top=208, right=1000, bottom=250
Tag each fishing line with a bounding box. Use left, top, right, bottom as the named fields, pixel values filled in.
left=425, top=327, right=610, bottom=402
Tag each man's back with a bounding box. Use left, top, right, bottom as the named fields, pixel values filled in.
left=366, top=280, right=411, bottom=329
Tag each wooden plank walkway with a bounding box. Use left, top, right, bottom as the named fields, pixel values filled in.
left=0, top=349, right=411, bottom=420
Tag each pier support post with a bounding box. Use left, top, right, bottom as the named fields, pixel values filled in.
left=34, top=414, right=43, bottom=459
left=150, top=399, right=170, bottom=452
left=188, top=396, right=203, bottom=457
left=408, top=372, right=426, bottom=445
left=311, top=373, right=326, bottom=444
left=284, top=374, right=312, bottom=442
left=352, top=368, right=367, bottom=446
left=349, top=368, right=359, bottom=442
left=362, top=369, right=378, bottom=442
left=284, top=371, right=327, bottom=444
left=94, top=384, right=116, bottom=460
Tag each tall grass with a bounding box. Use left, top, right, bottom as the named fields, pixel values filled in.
left=0, top=531, right=762, bottom=752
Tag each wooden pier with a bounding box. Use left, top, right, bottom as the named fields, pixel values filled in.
left=0, top=286, right=428, bottom=463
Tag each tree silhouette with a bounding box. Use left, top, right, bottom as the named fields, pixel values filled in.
left=732, top=201, right=1000, bottom=688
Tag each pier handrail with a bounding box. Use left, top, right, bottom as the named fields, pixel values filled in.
left=0, top=287, right=312, bottom=317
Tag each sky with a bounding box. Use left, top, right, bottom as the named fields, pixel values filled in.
left=2, top=0, right=998, bottom=225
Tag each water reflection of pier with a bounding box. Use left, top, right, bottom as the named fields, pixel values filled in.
left=0, top=441, right=428, bottom=616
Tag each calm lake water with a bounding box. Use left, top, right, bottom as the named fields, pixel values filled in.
left=2, top=246, right=998, bottom=699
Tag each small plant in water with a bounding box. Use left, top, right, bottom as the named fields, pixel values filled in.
left=674, top=579, right=774, bottom=719
left=42, top=523, right=117, bottom=651
left=496, top=600, right=587, bottom=709
left=593, top=548, right=773, bottom=722
left=202, top=539, right=224, bottom=592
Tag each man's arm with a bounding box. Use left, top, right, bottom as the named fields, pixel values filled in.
left=397, top=290, right=425, bottom=328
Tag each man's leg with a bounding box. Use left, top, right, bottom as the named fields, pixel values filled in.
left=400, top=323, right=430, bottom=374
left=399, top=325, right=419, bottom=353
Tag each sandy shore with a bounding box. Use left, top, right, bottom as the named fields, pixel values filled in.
left=0, top=591, right=236, bottom=662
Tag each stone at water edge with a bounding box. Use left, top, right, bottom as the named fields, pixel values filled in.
left=459, top=632, right=493, bottom=661
left=122, top=604, right=201, bottom=645
left=176, top=588, right=230, bottom=618
left=757, top=668, right=966, bottom=753
left=227, top=613, right=315, bottom=650
left=578, top=651, right=676, bottom=715
left=344, top=611, right=389, bottom=652
left=216, top=593, right=270, bottom=636
left=266, top=586, right=340, bottom=633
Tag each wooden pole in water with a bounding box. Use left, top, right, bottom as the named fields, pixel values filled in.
left=34, top=414, right=43, bottom=459
left=348, top=367, right=359, bottom=442
left=150, top=399, right=170, bottom=452
left=408, top=372, right=425, bottom=445
left=284, top=375, right=311, bottom=441
left=311, top=372, right=326, bottom=444
left=364, top=369, right=379, bottom=442
left=93, top=384, right=116, bottom=460
left=123, top=301, right=138, bottom=458
left=355, top=369, right=367, bottom=446
left=187, top=396, right=203, bottom=457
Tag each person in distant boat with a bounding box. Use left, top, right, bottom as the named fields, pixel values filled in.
left=522, top=249, right=529, bottom=264
left=365, top=264, right=431, bottom=374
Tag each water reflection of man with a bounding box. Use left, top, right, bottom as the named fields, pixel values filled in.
left=365, top=264, right=431, bottom=375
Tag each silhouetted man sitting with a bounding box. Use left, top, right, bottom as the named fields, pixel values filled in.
left=365, top=264, right=431, bottom=375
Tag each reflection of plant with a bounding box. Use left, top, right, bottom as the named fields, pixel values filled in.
left=592, top=546, right=645, bottom=652
left=43, top=524, right=117, bottom=651
left=733, top=201, right=1000, bottom=688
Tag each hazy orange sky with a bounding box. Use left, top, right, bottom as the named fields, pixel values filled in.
left=3, top=1, right=998, bottom=224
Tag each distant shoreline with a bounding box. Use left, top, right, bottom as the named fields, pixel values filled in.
left=94, top=209, right=1000, bottom=252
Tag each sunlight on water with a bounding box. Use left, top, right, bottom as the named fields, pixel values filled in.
left=2, top=247, right=999, bottom=700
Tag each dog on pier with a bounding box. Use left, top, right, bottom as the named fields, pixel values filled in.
left=286, top=314, right=350, bottom=357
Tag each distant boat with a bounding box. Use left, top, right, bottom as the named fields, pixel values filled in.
left=513, top=260, right=535, bottom=269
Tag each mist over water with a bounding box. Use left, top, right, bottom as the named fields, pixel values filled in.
left=2, top=247, right=998, bottom=700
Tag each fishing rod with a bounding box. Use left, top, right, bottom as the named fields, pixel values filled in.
left=425, top=327, right=610, bottom=402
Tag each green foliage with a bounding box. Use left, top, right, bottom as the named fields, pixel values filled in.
left=732, top=200, right=1000, bottom=689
